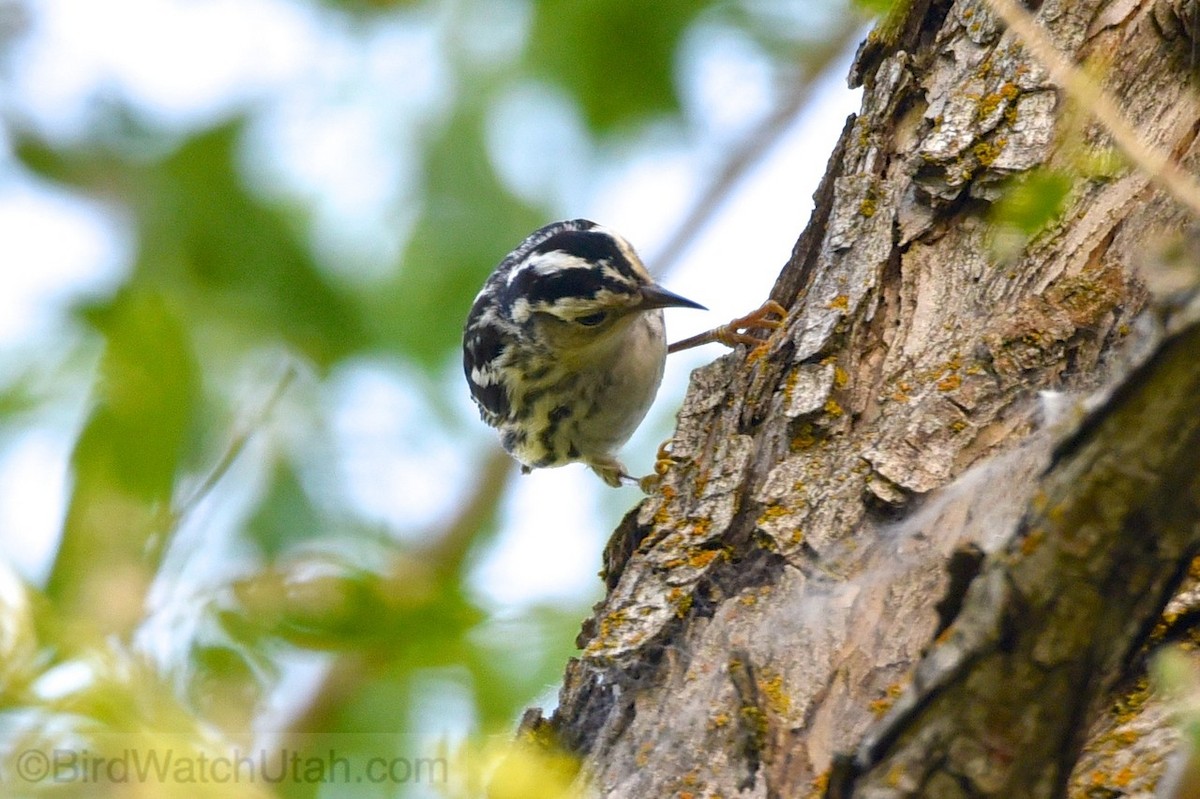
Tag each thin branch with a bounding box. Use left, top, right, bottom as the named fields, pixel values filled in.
left=419, top=448, right=514, bottom=577
left=172, top=363, right=298, bottom=526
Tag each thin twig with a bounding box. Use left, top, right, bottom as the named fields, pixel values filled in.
left=648, top=19, right=865, bottom=279
left=987, top=0, right=1200, bottom=218
left=173, top=363, right=298, bottom=525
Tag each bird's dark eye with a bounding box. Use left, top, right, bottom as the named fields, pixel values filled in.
left=576, top=311, right=608, bottom=327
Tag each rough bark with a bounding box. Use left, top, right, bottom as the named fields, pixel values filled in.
left=524, top=1, right=1200, bottom=796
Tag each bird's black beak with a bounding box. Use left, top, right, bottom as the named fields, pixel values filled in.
left=639, top=283, right=707, bottom=311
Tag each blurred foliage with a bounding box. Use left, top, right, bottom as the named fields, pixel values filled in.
left=526, top=0, right=700, bottom=129
left=0, top=0, right=862, bottom=796
left=991, top=167, right=1073, bottom=236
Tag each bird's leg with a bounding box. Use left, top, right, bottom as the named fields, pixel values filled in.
left=587, top=456, right=627, bottom=488
left=668, top=299, right=787, bottom=354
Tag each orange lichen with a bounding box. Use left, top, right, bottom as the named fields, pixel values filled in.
left=757, top=504, right=789, bottom=525
left=937, top=373, right=962, bottom=392
left=635, top=741, right=653, bottom=767
left=688, top=548, right=723, bottom=568
left=1020, top=528, right=1046, bottom=556
left=868, top=697, right=894, bottom=716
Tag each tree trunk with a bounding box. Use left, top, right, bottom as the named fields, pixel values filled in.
left=523, top=1, right=1200, bottom=796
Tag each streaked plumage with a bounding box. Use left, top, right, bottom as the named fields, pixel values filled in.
left=463, top=219, right=704, bottom=486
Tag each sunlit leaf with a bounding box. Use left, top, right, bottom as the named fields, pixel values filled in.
left=853, top=0, right=902, bottom=18
left=187, top=644, right=266, bottom=729
left=46, top=289, right=199, bottom=636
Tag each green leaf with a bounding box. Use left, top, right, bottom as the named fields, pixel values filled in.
left=46, top=289, right=200, bottom=634
left=140, top=124, right=370, bottom=368
left=526, top=0, right=701, bottom=130
left=853, top=0, right=902, bottom=18
left=382, top=106, right=544, bottom=365
left=991, top=168, right=1073, bottom=236
left=245, top=460, right=323, bottom=558
left=18, top=121, right=371, bottom=369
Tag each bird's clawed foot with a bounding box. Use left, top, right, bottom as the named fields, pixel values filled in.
left=633, top=440, right=678, bottom=493
left=590, top=456, right=664, bottom=494
left=713, top=299, right=788, bottom=348
left=668, top=299, right=788, bottom=354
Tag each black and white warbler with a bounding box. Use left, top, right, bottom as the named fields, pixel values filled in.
left=463, top=218, right=786, bottom=489
left=463, top=219, right=704, bottom=487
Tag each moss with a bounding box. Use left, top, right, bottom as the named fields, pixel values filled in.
left=791, top=422, right=818, bottom=450
left=828, top=294, right=850, bottom=311
left=782, top=367, right=801, bottom=404
left=834, top=366, right=849, bottom=388
left=740, top=705, right=768, bottom=748
left=668, top=587, right=693, bottom=618
left=976, top=91, right=1003, bottom=121
left=977, top=81, right=1020, bottom=123
left=759, top=672, right=792, bottom=715
left=824, top=398, right=844, bottom=417
left=859, top=195, right=877, bottom=217
left=650, top=485, right=678, bottom=527
left=973, top=136, right=1008, bottom=167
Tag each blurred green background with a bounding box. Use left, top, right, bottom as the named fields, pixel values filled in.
left=0, top=0, right=864, bottom=795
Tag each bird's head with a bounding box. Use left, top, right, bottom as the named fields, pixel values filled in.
left=495, top=219, right=704, bottom=354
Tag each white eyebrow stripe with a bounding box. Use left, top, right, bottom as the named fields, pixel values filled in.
left=505, top=252, right=594, bottom=286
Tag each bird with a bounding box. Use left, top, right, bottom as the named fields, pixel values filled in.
left=463, top=219, right=784, bottom=489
